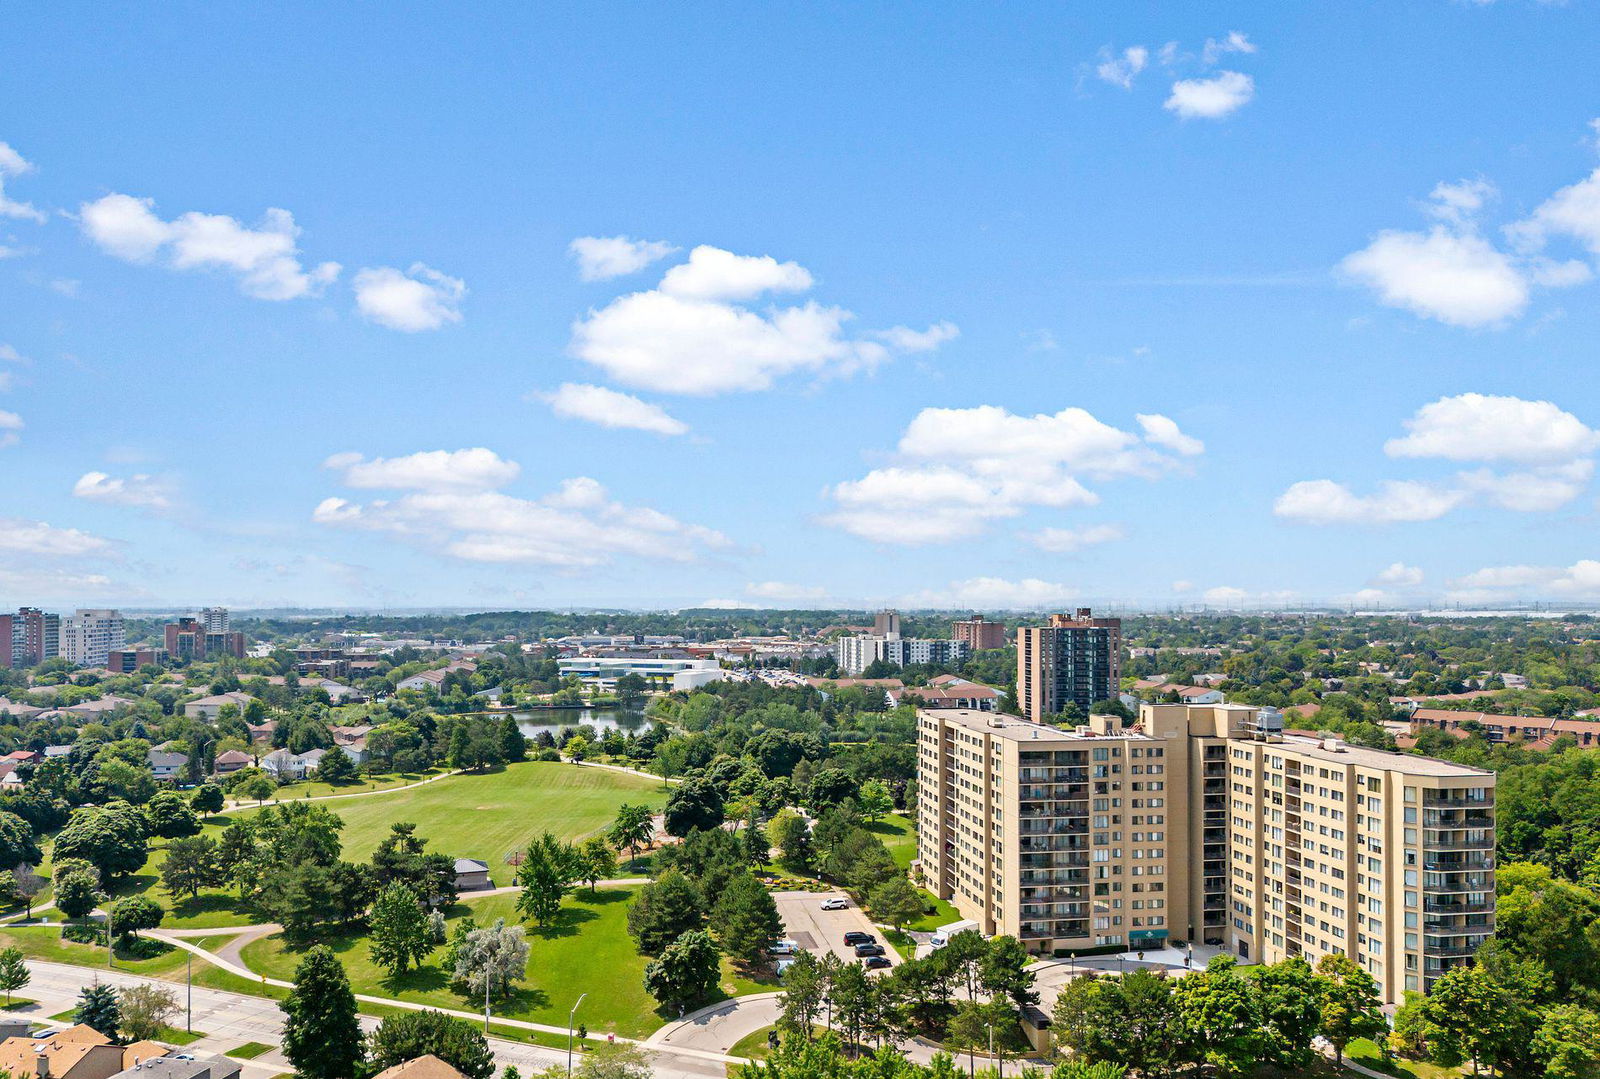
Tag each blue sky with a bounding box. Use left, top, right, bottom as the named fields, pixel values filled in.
left=4, top=1, right=1600, bottom=612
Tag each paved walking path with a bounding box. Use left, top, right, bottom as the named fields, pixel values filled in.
left=13, top=957, right=728, bottom=1079
left=221, top=768, right=463, bottom=812
left=147, top=925, right=746, bottom=1068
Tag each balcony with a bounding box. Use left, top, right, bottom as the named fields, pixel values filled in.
left=1424, top=854, right=1494, bottom=872
left=1424, top=897, right=1494, bottom=915
left=1423, top=795, right=1493, bottom=809
left=1423, top=833, right=1495, bottom=851
left=1424, top=873, right=1494, bottom=892
left=1424, top=810, right=1494, bottom=829
left=1424, top=915, right=1493, bottom=931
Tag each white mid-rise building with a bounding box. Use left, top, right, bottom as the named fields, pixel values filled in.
left=61, top=609, right=126, bottom=668
left=835, top=634, right=969, bottom=675
left=199, top=607, right=231, bottom=634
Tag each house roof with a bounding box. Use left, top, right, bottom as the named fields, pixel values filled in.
left=186, top=691, right=256, bottom=709
left=147, top=751, right=189, bottom=769
left=370, top=1055, right=470, bottom=1079
left=213, top=749, right=253, bottom=765
left=0, top=1023, right=121, bottom=1079
left=455, top=858, right=489, bottom=872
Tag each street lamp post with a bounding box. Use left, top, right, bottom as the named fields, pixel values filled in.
left=567, top=992, right=588, bottom=1077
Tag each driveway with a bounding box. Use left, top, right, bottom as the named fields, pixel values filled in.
left=773, top=890, right=899, bottom=969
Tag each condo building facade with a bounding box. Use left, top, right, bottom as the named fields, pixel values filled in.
left=916, top=702, right=1494, bottom=1004
left=1016, top=610, right=1122, bottom=719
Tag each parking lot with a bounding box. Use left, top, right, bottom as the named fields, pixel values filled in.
left=773, top=890, right=901, bottom=970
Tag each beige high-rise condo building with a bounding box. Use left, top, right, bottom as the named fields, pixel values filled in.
left=916, top=702, right=1494, bottom=1004
left=1016, top=609, right=1122, bottom=719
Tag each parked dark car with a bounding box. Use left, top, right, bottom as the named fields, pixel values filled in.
left=862, top=955, right=892, bottom=970
left=843, top=931, right=873, bottom=946
left=853, top=942, right=886, bottom=958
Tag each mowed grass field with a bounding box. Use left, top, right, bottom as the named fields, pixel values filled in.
left=240, top=886, right=778, bottom=1037
left=48, top=761, right=667, bottom=932
left=232, top=761, right=669, bottom=871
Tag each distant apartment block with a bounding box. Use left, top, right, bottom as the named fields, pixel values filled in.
left=835, top=633, right=970, bottom=675
left=165, top=609, right=245, bottom=660
left=916, top=702, right=1495, bottom=1004
left=61, top=609, right=126, bottom=667
left=873, top=609, right=902, bottom=637
left=0, top=607, right=60, bottom=669
left=106, top=647, right=168, bottom=673
left=1017, top=609, right=1122, bottom=718
left=953, top=615, right=1008, bottom=651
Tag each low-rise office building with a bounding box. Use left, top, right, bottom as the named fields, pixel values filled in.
left=916, top=702, right=1494, bottom=1004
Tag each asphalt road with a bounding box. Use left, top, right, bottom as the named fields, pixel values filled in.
left=15, top=958, right=729, bottom=1079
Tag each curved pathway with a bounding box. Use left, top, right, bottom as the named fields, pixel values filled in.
left=221, top=768, right=464, bottom=812
left=147, top=929, right=742, bottom=1066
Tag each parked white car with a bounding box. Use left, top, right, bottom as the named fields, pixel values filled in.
left=820, top=897, right=849, bottom=910
left=769, top=939, right=799, bottom=955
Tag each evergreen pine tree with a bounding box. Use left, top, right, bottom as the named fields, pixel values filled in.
left=75, top=984, right=120, bottom=1041
left=281, top=945, right=364, bottom=1079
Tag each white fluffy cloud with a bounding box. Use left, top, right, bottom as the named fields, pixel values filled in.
left=538, top=383, right=688, bottom=437
left=1373, top=562, right=1424, bottom=587
left=1202, top=31, right=1256, bottom=64
left=1274, top=479, right=1465, bottom=525
left=1507, top=168, right=1600, bottom=256
left=1096, top=46, right=1148, bottom=89
left=1026, top=524, right=1126, bottom=553
left=0, top=518, right=114, bottom=557
left=79, top=194, right=341, bottom=300
left=72, top=471, right=175, bottom=511
left=1340, top=227, right=1531, bottom=327
left=0, top=410, right=20, bottom=448
left=569, top=245, right=954, bottom=395
left=314, top=452, right=729, bottom=568
left=0, top=141, right=43, bottom=223
left=353, top=264, right=465, bottom=331
left=323, top=448, right=520, bottom=491
left=903, top=576, right=1079, bottom=610
left=658, top=246, right=813, bottom=301
left=1164, top=72, right=1255, bottom=119
left=823, top=405, right=1201, bottom=544
left=569, top=236, right=677, bottom=281
left=1384, top=393, right=1600, bottom=463
left=1343, top=145, right=1600, bottom=327
left=1277, top=393, right=1599, bottom=523
left=1136, top=413, right=1205, bottom=456
left=1446, top=559, right=1600, bottom=603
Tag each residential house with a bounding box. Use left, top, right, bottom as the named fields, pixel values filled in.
left=370, top=1055, right=470, bottom=1079
left=2, top=749, right=38, bottom=766
left=893, top=675, right=1003, bottom=711
left=261, top=748, right=312, bottom=781
left=183, top=691, right=257, bottom=721
left=109, top=1052, right=242, bottom=1079
left=0, top=1023, right=164, bottom=1079
left=397, top=661, right=476, bottom=693
left=454, top=858, right=492, bottom=891
left=211, top=749, right=253, bottom=776
left=147, top=749, right=189, bottom=783
left=329, top=725, right=373, bottom=766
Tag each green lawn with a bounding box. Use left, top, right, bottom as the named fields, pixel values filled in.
left=228, top=1042, right=274, bottom=1059
left=1347, top=1038, right=1465, bottom=1079
left=239, top=885, right=768, bottom=1037
left=867, top=814, right=917, bottom=869
left=231, top=761, right=668, bottom=869
left=904, top=889, right=963, bottom=933
left=259, top=767, right=447, bottom=802
left=0, top=925, right=190, bottom=978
